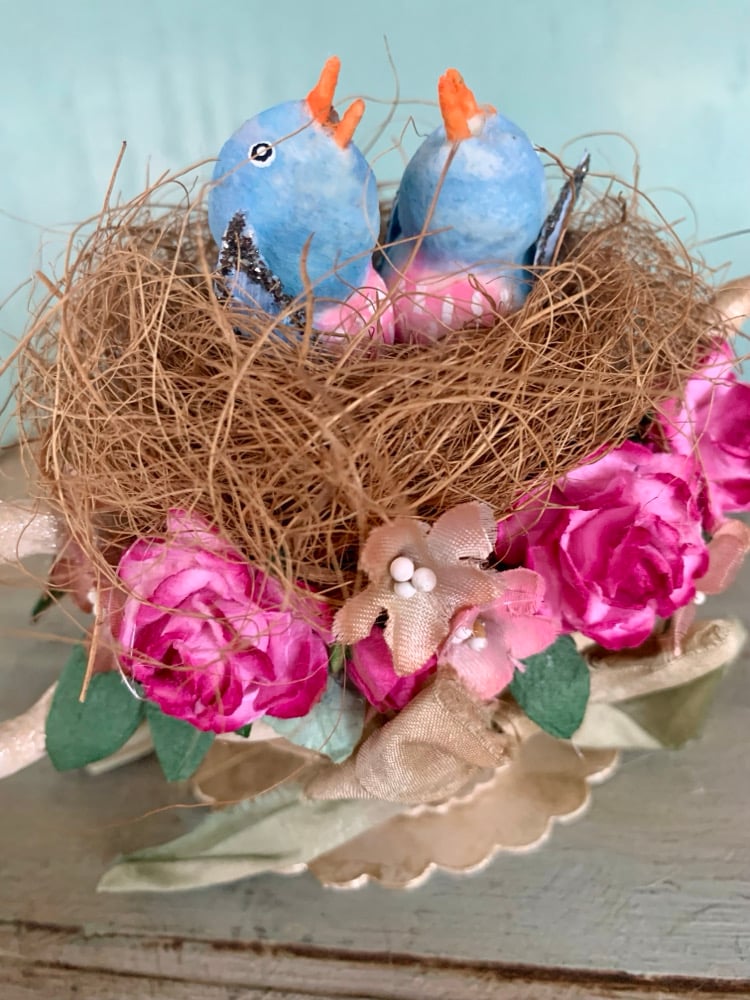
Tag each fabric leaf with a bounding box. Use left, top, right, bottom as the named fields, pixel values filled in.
left=616, top=668, right=725, bottom=749
left=45, top=645, right=145, bottom=770
left=510, top=634, right=590, bottom=739
left=263, top=676, right=365, bottom=763
left=97, top=784, right=403, bottom=893
left=572, top=702, right=663, bottom=750
left=574, top=668, right=725, bottom=750
left=30, top=589, right=64, bottom=622
left=146, top=703, right=215, bottom=781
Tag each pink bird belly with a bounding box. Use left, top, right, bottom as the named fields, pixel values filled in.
left=390, top=267, right=520, bottom=344
left=314, top=265, right=395, bottom=346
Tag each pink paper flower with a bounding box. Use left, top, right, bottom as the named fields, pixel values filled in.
left=438, top=569, right=559, bottom=699
left=496, top=442, right=709, bottom=650
left=347, top=628, right=437, bottom=713
left=115, top=510, right=329, bottom=732
left=654, top=344, right=750, bottom=530
left=334, top=502, right=507, bottom=675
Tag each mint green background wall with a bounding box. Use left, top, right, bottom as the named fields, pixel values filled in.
left=2, top=0, right=749, bottom=443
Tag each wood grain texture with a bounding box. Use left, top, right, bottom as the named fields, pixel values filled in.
left=5, top=930, right=750, bottom=1000
left=5, top=963, right=324, bottom=1000
left=2, top=448, right=750, bottom=993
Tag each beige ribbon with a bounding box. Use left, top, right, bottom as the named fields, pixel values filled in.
left=304, top=670, right=526, bottom=804
left=0, top=500, right=58, bottom=564
left=587, top=618, right=746, bottom=704
left=0, top=685, right=55, bottom=780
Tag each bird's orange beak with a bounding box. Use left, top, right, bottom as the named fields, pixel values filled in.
left=306, top=56, right=365, bottom=148
left=438, top=68, right=495, bottom=142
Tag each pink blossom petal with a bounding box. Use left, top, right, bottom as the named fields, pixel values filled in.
left=700, top=518, right=750, bottom=593
left=439, top=571, right=558, bottom=700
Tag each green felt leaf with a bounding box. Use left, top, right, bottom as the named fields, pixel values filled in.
left=511, top=634, right=591, bottom=739
left=263, top=676, right=365, bottom=762
left=146, top=703, right=215, bottom=781
left=97, top=784, right=404, bottom=893
left=45, top=645, right=145, bottom=771
left=30, top=588, right=64, bottom=623
left=234, top=724, right=253, bottom=738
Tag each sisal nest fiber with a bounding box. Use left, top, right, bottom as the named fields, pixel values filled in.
left=17, top=166, right=718, bottom=605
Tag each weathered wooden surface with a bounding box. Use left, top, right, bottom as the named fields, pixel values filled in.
left=2, top=447, right=750, bottom=997
left=6, top=937, right=750, bottom=1000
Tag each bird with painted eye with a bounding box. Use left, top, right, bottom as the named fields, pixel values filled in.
left=379, top=68, right=548, bottom=343
left=208, top=56, right=394, bottom=344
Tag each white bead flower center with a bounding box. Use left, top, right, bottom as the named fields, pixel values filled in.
left=451, top=619, right=488, bottom=651
left=388, top=556, right=437, bottom=598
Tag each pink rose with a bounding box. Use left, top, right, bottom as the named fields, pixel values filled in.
left=115, top=510, right=329, bottom=732
left=654, top=344, right=750, bottom=530
left=347, top=628, right=437, bottom=713
left=496, top=442, right=708, bottom=650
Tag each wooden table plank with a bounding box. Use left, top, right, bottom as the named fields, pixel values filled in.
left=5, top=919, right=750, bottom=999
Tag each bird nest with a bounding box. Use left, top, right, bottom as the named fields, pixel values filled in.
left=17, top=167, right=718, bottom=606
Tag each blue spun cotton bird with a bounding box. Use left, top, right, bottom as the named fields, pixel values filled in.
left=209, top=57, right=394, bottom=344
left=380, top=68, right=546, bottom=343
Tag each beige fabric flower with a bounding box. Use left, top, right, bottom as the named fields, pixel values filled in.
left=334, top=502, right=505, bottom=675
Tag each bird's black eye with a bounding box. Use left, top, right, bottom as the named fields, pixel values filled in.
left=248, top=141, right=275, bottom=167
